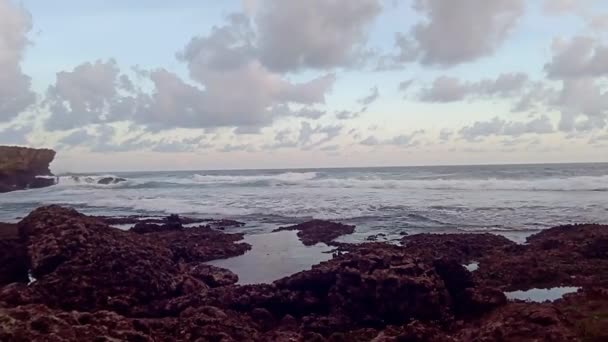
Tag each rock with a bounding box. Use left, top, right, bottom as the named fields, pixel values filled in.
left=95, top=214, right=210, bottom=226
left=0, top=146, right=56, bottom=193
left=0, top=223, right=28, bottom=286
left=209, top=219, right=246, bottom=229
left=96, top=176, right=127, bottom=185
left=131, top=222, right=183, bottom=234
left=402, top=233, right=516, bottom=263
left=274, top=244, right=456, bottom=327
left=1, top=205, right=606, bottom=341
left=455, top=303, right=578, bottom=341
left=138, top=225, right=251, bottom=263
left=190, top=264, right=239, bottom=287
left=475, top=224, right=608, bottom=290
left=274, top=220, right=356, bottom=246
left=0, top=304, right=174, bottom=341
left=1, top=205, right=249, bottom=316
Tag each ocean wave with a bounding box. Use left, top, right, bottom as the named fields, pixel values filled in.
left=54, top=172, right=608, bottom=192
left=191, top=172, right=319, bottom=185
left=301, top=175, right=608, bottom=192
left=56, top=175, right=129, bottom=187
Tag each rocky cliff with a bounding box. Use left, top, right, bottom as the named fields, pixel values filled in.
left=0, top=146, right=56, bottom=193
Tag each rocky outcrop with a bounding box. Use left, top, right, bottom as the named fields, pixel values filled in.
left=1, top=205, right=606, bottom=341
left=0, top=146, right=56, bottom=193
left=0, top=206, right=251, bottom=316
left=274, top=219, right=355, bottom=245
left=474, top=224, right=608, bottom=290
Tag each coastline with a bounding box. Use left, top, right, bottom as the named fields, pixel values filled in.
left=0, top=205, right=606, bottom=341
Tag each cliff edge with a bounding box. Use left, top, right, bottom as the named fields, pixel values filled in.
left=0, top=146, right=56, bottom=193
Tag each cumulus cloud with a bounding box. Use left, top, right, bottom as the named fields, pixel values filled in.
left=357, top=86, right=380, bottom=106
left=419, top=73, right=528, bottom=102
left=46, top=13, right=337, bottom=132
left=45, top=60, right=138, bottom=130
left=545, top=36, right=608, bottom=79
left=360, top=130, right=424, bottom=147
left=459, top=116, right=554, bottom=141
left=0, top=0, right=36, bottom=122
left=255, top=0, right=382, bottom=72
left=554, top=78, right=608, bottom=132
left=265, top=122, right=342, bottom=150
left=0, top=123, right=31, bottom=145
left=543, top=37, right=608, bottom=132
left=439, top=129, right=453, bottom=142
left=395, top=0, right=524, bottom=67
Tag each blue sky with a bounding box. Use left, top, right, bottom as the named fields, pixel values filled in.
left=1, top=0, right=608, bottom=171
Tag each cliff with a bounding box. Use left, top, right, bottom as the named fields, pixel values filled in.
left=0, top=146, right=56, bottom=193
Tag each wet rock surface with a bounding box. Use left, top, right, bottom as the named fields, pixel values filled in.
left=0, top=146, right=56, bottom=193
left=274, top=219, right=355, bottom=245
left=96, top=176, right=127, bottom=185
left=0, top=206, right=606, bottom=341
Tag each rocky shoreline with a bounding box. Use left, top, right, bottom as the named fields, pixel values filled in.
left=0, top=206, right=606, bottom=341
left=0, top=146, right=57, bottom=193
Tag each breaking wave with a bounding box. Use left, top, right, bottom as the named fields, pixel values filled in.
left=53, top=172, right=608, bottom=192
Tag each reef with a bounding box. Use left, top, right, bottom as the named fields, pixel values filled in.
left=0, top=205, right=606, bottom=341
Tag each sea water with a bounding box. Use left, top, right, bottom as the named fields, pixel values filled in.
left=1, top=163, right=607, bottom=243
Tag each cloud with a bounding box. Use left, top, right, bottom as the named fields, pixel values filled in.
left=218, top=143, right=255, bottom=153
left=545, top=36, right=608, bottom=79
left=459, top=116, right=554, bottom=141
left=542, top=37, right=608, bottom=132
left=45, top=13, right=337, bottom=132
left=405, top=0, right=524, bottom=66
left=255, top=0, right=382, bottom=72
left=45, top=60, right=138, bottom=130
left=542, top=0, right=578, bottom=14
left=554, top=78, right=608, bottom=132
left=439, top=129, right=453, bottom=142
left=360, top=130, right=424, bottom=147
left=0, top=0, right=36, bottom=122
left=419, top=73, right=528, bottom=102
left=0, top=123, right=32, bottom=145
left=357, top=86, right=380, bottom=106
left=335, top=109, right=362, bottom=120
left=265, top=122, right=342, bottom=150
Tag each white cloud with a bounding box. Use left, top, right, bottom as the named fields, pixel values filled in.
left=419, top=73, right=528, bottom=102
left=0, top=0, right=36, bottom=122
left=459, top=116, right=554, bottom=141
left=255, top=0, right=382, bottom=71
left=545, top=36, right=608, bottom=79
left=402, top=0, right=524, bottom=66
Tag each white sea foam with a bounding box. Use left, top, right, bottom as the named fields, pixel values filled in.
left=304, top=175, right=608, bottom=191
left=56, top=175, right=129, bottom=187
left=168, top=174, right=608, bottom=191
left=192, top=172, right=318, bottom=184
left=53, top=172, right=608, bottom=192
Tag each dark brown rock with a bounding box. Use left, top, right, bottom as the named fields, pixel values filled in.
left=97, top=176, right=127, bottom=185
left=190, top=264, right=239, bottom=287
left=0, top=223, right=28, bottom=287
left=402, top=233, right=516, bottom=263
left=475, top=224, right=608, bottom=290
left=455, top=303, right=578, bottom=341
left=0, top=146, right=56, bottom=193
left=0, top=304, right=171, bottom=342
left=1, top=205, right=250, bottom=316
left=274, top=219, right=355, bottom=246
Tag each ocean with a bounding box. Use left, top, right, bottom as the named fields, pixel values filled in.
left=1, top=163, right=607, bottom=243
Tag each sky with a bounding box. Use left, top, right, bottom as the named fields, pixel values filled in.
left=1, top=0, right=608, bottom=172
